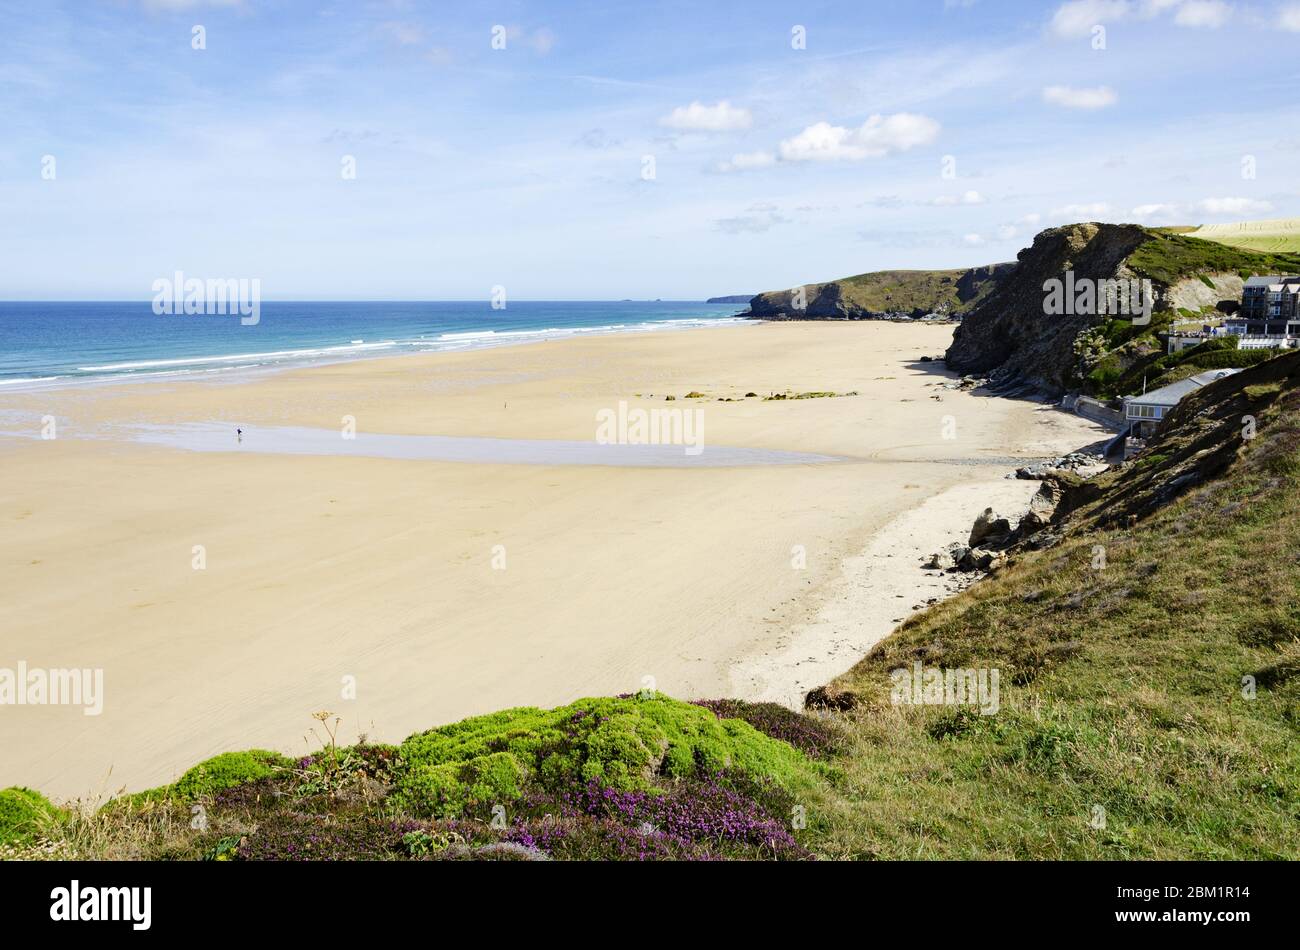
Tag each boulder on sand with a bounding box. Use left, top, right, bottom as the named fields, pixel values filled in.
left=923, top=543, right=970, bottom=571
left=959, top=547, right=1005, bottom=572
left=923, top=549, right=955, bottom=570
left=968, top=507, right=1013, bottom=547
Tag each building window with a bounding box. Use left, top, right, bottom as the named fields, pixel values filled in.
left=1128, top=404, right=1163, bottom=420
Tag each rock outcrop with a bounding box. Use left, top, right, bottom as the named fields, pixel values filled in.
left=1165, top=273, right=1244, bottom=314
left=946, top=223, right=1152, bottom=394
left=945, top=222, right=1292, bottom=397
left=745, top=264, right=1015, bottom=321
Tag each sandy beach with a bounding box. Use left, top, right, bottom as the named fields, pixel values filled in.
left=0, top=321, right=1107, bottom=801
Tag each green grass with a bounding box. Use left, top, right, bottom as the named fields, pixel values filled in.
left=815, top=355, right=1300, bottom=858
left=1126, top=229, right=1300, bottom=285
left=1090, top=335, right=1278, bottom=398
left=0, top=787, right=61, bottom=847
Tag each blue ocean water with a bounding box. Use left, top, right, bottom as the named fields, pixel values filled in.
left=0, top=301, right=748, bottom=390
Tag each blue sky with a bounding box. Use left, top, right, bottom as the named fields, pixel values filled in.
left=2, top=0, right=1299, bottom=299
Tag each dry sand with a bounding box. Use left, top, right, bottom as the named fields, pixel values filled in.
left=0, top=321, right=1108, bottom=800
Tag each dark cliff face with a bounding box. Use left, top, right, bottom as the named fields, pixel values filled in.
left=945, top=223, right=1152, bottom=394
left=744, top=281, right=856, bottom=318
left=955, top=262, right=1017, bottom=302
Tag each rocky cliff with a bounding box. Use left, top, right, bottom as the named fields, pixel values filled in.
left=946, top=223, right=1300, bottom=396
left=946, top=224, right=1151, bottom=394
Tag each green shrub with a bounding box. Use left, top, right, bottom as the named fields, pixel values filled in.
left=0, top=787, right=61, bottom=846
left=1087, top=353, right=1126, bottom=390
left=392, top=693, right=820, bottom=818
left=1244, top=382, right=1284, bottom=401
left=171, top=750, right=290, bottom=801
left=396, top=751, right=526, bottom=818
left=1184, top=348, right=1273, bottom=372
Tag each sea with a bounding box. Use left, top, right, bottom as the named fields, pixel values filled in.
left=0, top=301, right=749, bottom=391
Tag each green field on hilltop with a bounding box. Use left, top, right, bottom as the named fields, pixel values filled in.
left=1186, top=218, right=1300, bottom=253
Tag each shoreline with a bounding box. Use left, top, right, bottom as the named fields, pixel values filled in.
left=0, top=307, right=752, bottom=395
left=0, top=321, right=1109, bottom=800
left=729, top=476, right=1046, bottom=708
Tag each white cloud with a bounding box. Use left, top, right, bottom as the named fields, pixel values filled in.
left=779, top=122, right=862, bottom=160
left=1139, top=0, right=1183, bottom=13
left=778, top=113, right=940, bottom=162
left=661, top=101, right=752, bottom=132
left=1279, top=3, right=1300, bottom=30
left=963, top=233, right=987, bottom=246
left=1043, top=85, right=1118, bottom=109
left=1049, top=0, right=1233, bottom=35
left=1194, top=197, right=1274, bottom=215
left=1174, top=0, right=1232, bottom=27
left=715, top=150, right=776, bottom=173
left=1050, top=0, right=1131, bottom=37
left=1130, top=202, right=1182, bottom=222
left=930, top=190, right=987, bottom=206
left=1052, top=202, right=1112, bottom=218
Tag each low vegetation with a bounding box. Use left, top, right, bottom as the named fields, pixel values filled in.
left=2, top=696, right=839, bottom=861
left=762, top=390, right=859, bottom=401
left=0, top=788, right=62, bottom=848
left=1132, top=228, right=1300, bottom=283
left=1081, top=332, right=1276, bottom=398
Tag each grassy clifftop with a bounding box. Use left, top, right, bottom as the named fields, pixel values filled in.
left=747, top=264, right=1013, bottom=319
left=1130, top=227, right=1300, bottom=283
